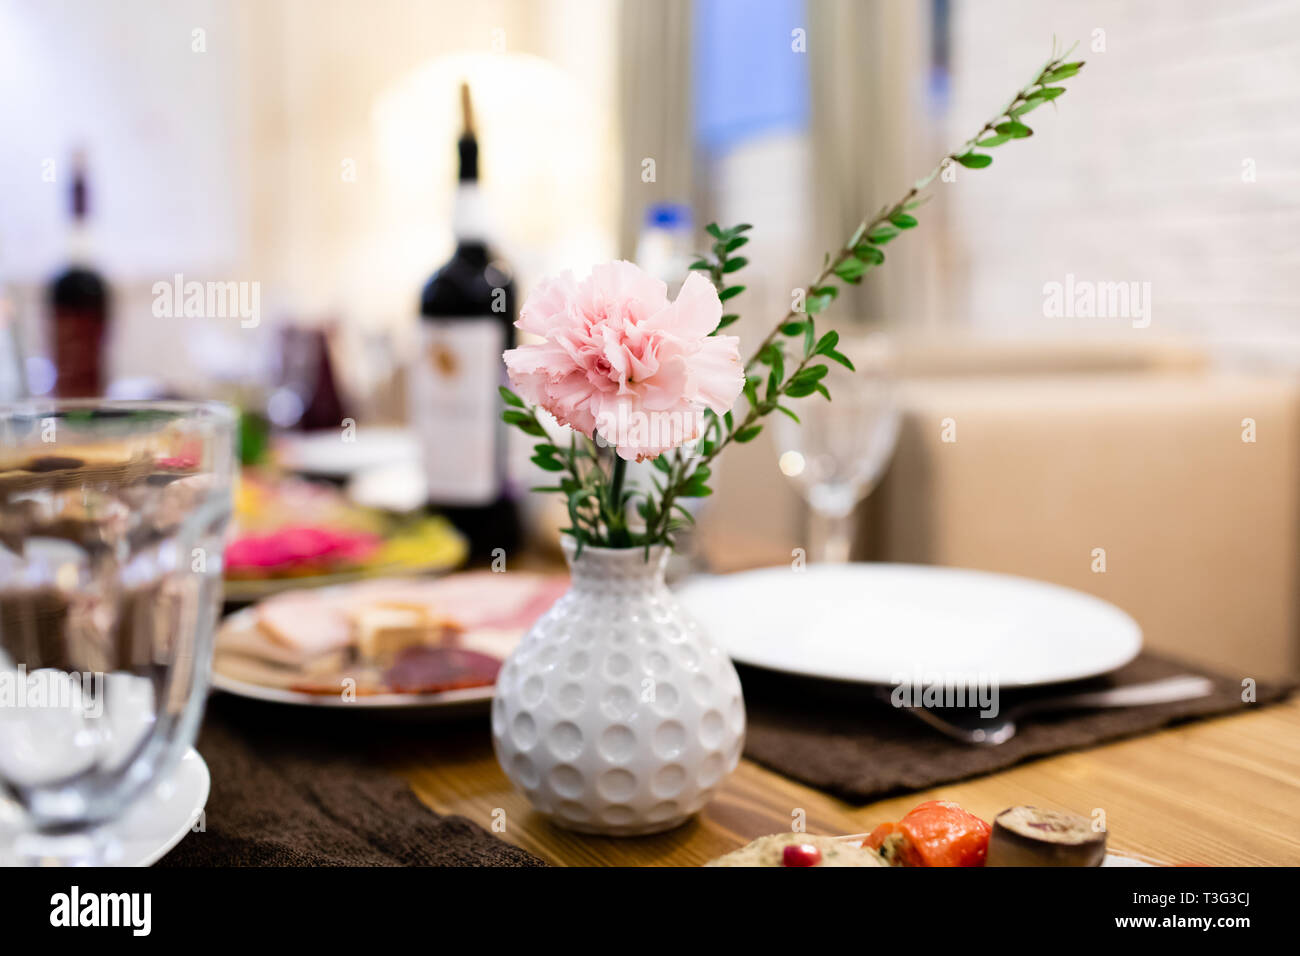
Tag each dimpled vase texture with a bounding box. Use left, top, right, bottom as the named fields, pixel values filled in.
left=492, top=542, right=746, bottom=835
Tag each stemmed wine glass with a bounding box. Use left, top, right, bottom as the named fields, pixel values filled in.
left=772, top=334, right=900, bottom=563
left=0, top=401, right=235, bottom=864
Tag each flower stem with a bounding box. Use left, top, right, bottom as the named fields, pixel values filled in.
left=605, top=453, right=631, bottom=547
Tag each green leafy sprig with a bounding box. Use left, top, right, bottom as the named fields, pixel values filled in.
left=503, top=40, right=1085, bottom=552
left=738, top=40, right=1085, bottom=380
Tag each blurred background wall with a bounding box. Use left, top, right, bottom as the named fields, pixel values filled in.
left=3, top=0, right=1299, bottom=672
left=6, top=0, right=1299, bottom=379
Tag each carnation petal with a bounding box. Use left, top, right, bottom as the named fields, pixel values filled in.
left=642, top=271, right=723, bottom=340
left=517, top=270, right=579, bottom=336
left=689, top=334, right=745, bottom=414
left=587, top=260, right=671, bottom=319
left=503, top=342, right=575, bottom=381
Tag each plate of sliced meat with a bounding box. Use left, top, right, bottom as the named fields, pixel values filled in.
left=212, top=572, right=569, bottom=712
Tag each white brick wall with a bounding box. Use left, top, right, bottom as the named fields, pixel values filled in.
left=942, top=0, right=1300, bottom=349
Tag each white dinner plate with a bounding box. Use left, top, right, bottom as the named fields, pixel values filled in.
left=677, top=563, right=1141, bottom=688
left=0, top=748, right=210, bottom=867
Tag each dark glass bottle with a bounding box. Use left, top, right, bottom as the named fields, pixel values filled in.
left=410, top=84, right=520, bottom=559
left=49, top=153, right=109, bottom=398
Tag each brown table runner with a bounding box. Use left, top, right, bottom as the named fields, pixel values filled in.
left=739, top=652, right=1294, bottom=804
left=158, top=695, right=546, bottom=867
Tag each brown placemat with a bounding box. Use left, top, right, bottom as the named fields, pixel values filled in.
left=740, top=652, right=1294, bottom=804
left=158, top=696, right=546, bottom=867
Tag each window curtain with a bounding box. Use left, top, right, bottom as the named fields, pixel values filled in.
left=807, top=0, right=942, bottom=331
left=617, top=0, right=696, bottom=257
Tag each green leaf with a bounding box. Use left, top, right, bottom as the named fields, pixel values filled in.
left=805, top=291, right=833, bottom=312
left=975, top=133, right=1012, bottom=148
left=714, top=313, right=740, bottom=332
left=721, top=257, right=748, bottom=273
left=814, top=330, right=840, bottom=356
left=671, top=503, right=697, bottom=525
left=652, top=455, right=672, bottom=474
left=530, top=453, right=565, bottom=472
left=790, top=363, right=830, bottom=385
left=764, top=344, right=785, bottom=383
left=1011, top=83, right=1066, bottom=118
left=994, top=121, right=1033, bottom=138
left=719, top=285, right=745, bottom=302
left=773, top=405, right=800, bottom=424
left=866, top=224, right=899, bottom=244
left=809, top=363, right=831, bottom=380
left=678, top=478, right=713, bottom=498
left=832, top=258, right=867, bottom=284
left=706, top=223, right=724, bottom=239
left=955, top=152, right=993, bottom=169
left=724, top=236, right=749, bottom=252
left=1041, top=61, right=1083, bottom=82
left=854, top=244, right=885, bottom=265
left=498, top=386, right=524, bottom=408
left=688, top=259, right=712, bottom=271
left=733, top=424, right=763, bottom=444
left=889, top=213, right=918, bottom=229
left=731, top=222, right=753, bottom=234
left=502, top=409, right=546, bottom=437
left=826, top=349, right=856, bottom=372
left=784, top=365, right=828, bottom=398
left=781, top=320, right=807, bottom=336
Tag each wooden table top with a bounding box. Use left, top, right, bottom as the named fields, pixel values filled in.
left=395, top=693, right=1300, bottom=867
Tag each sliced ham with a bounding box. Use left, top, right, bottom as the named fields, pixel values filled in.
left=256, top=590, right=353, bottom=657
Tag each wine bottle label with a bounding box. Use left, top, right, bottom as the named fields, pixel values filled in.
left=409, top=318, right=506, bottom=505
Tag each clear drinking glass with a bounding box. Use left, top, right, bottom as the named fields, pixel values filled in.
left=773, top=334, right=900, bottom=562
left=0, top=400, right=235, bottom=864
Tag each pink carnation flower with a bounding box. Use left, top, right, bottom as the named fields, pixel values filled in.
left=503, top=261, right=744, bottom=461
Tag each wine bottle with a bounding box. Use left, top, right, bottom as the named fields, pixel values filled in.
left=409, top=84, right=520, bottom=558
left=49, top=151, right=110, bottom=398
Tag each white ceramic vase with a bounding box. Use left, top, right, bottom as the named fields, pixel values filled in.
left=492, top=540, right=745, bottom=836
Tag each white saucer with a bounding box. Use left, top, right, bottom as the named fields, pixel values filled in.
left=0, top=748, right=210, bottom=866
left=276, top=426, right=419, bottom=478
left=678, top=563, right=1142, bottom=688
left=212, top=664, right=494, bottom=715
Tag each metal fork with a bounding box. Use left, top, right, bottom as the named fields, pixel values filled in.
left=885, top=675, right=1216, bottom=746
